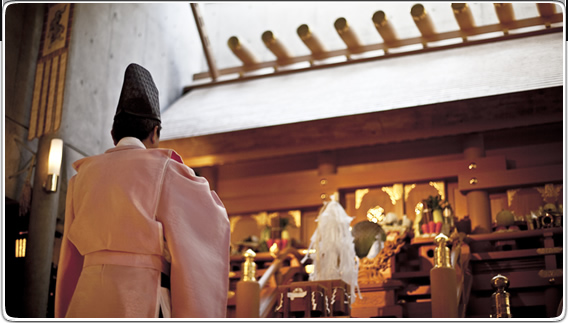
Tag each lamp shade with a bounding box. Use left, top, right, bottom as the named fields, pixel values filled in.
left=47, top=138, right=63, bottom=176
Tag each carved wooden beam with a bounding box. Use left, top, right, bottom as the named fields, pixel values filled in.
left=160, top=87, right=563, bottom=168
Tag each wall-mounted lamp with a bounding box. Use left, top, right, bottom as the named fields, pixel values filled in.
left=43, top=138, right=63, bottom=193
left=372, top=10, right=398, bottom=45
left=411, top=4, right=436, bottom=40
left=334, top=17, right=364, bottom=53
left=227, top=36, right=259, bottom=66
left=452, top=3, right=476, bottom=32
left=261, top=30, right=292, bottom=65
left=297, top=24, right=327, bottom=59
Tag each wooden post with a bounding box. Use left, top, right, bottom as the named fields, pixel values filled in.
left=463, top=134, right=492, bottom=233
left=430, top=234, right=458, bottom=318
left=235, top=249, right=260, bottom=318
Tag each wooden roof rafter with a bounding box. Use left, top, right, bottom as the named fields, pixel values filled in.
left=188, top=2, right=563, bottom=92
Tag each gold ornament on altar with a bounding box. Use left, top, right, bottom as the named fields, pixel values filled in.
left=366, top=205, right=385, bottom=223
left=536, top=184, right=562, bottom=203
left=357, top=231, right=408, bottom=285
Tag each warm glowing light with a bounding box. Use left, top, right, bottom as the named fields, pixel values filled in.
left=44, top=138, right=64, bottom=192
left=415, top=202, right=424, bottom=216
left=269, top=242, right=279, bottom=258
left=15, top=238, right=26, bottom=258
left=48, top=139, right=63, bottom=176
left=305, top=264, right=314, bottom=274
left=367, top=205, right=385, bottom=223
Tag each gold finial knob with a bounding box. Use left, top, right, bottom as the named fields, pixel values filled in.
left=433, top=233, right=452, bottom=268
left=490, top=274, right=512, bottom=318
left=241, top=248, right=257, bottom=282
left=491, top=274, right=510, bottom=290
left=244, top=248, right=256, bottom=258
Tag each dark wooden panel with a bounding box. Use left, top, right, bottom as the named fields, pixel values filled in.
left=471, top=271, right=563, bottom=291
left=458, top=164, right=563, bottom=192
left=161, top=87, right=563, bottom=168
left=217, top=155, right=507, bottom=215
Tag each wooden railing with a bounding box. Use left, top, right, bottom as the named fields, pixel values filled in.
left=451, top=235, right=472, bottom=318
left=429, top=232, right=472, bottom=318
left=235, top=247, right=307, bottom=318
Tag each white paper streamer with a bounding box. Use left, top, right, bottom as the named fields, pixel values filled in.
left=301, top=195, right=362, bottom=303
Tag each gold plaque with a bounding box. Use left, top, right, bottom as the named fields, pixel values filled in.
left=43, top=4, right=71, bottom=57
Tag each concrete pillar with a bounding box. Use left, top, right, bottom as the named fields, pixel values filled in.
left=24, top=132, right=62, bottom=317
left=463, top=134, right=492, bottom=233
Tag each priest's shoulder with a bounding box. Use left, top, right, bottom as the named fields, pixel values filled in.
left=157, top=149, right=207, bottom=183
left=151, top=148, right=184, bottom=164
left=167, top=149, right=184, bottom=164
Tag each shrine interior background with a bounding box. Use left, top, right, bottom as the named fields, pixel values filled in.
left=3, top=2, right=565, bottom=318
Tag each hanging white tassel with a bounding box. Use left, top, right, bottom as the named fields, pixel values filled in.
left=302, top=195, right=362, bottom=303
